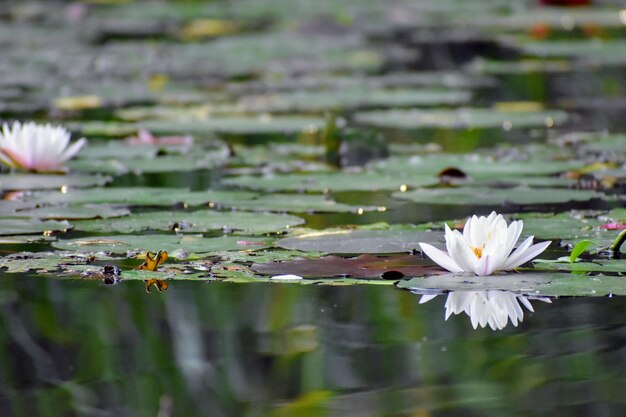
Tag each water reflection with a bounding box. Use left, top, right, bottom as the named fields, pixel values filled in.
left=418, top=290, right=553, bottom=330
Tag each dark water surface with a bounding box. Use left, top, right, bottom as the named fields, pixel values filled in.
left=1, top=274, right=625, bottom=417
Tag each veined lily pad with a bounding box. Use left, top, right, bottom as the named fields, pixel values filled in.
left=73, top=116, right=327, bottom=137
left=373, top=153, right=582, bottom=178
left=238, top=89, right=471, bottom=113
left=532, top=259, right=626, bottom=274
left=70, top=151, right=230, bottom=175
left=0, top=252, right=110, bottom=273
left=222, top=171, right=437, bottom=192
left=0, top=219, right=71, bottom=236
left=217, top=194, right=375, bottom=213
left=9, top=205, right=130, bottom=220
left=52, top=234, right=271, bottom=255
left=252, top=254, right=446, bottom=278
left=0, top=174, right=111, bottom=191
left=71, top=210, right=304, bottom=234
left=397, top=272, right=626, bottom=297
left=520, top=40, right=626, bottom=66
left=277, top=230, right=443, bottom=254
left=392, top=187, right=605, bottom=206
left=23, top=187, right=258, bottom=207
left=354, top=108, right=567, bottom=130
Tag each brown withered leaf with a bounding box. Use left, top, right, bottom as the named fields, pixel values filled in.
left=251, top=254, right=446, bottom=279
left=136, top=251, right=169, bottom=292
left=136, top=250, right=168, bottom=272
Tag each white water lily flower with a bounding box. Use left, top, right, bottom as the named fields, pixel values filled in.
left=0, top=121, right=86, bottom=172
left=419, top=291, right=552, bottom=330
left=419, top=211, right=551, bottom=276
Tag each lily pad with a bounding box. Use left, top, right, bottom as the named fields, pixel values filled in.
left=23, top=187, right=259, bottom=208
left=354, top=108, right=567, bottom=130
left=0, top=174, right=111, bottom=191
left=217, top=194, right=375, bottom=213
left=70, top=151, right=230, bottom=175
left=397, top=272, right=626, bottom=297
left=9, top=205, right=130, bottom=220
left=238, top=88, right=472, bottom=113
left=73, top=116, right=327, bottom=137
left=531, top=259, right=626, bottom=274
left=373, top=153, right=583, bottom=178
left=71, top=210, right=304, bottom=234
left=0, top=219, right=71, bottom=236
left=252, top=254, right=447, bottom=278
left=52, top=234, right=271, bottom=255
left=277, top=230, right=443, bottom=254
left=223, top=171, right=437, bottom=192
left=392, top=187, right=605, bottom=206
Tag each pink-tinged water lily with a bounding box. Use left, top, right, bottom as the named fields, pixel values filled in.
left=419, top=211, right=551, bottom=276
left=419, top=290, right=551, bottom=330
left=0, top=121, right=86, bottom=172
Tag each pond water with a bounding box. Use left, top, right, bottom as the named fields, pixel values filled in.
left=1, top=0, right=626, bottom=415
left=2, top=274, right=625, bottom=417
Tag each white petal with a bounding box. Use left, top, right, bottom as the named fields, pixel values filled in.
left=503, top=240, right=551, bottom=270
left=419, top=294, right=439, bottom=304
left=419, top=242, right=463, bottom=273
left=58, top=137, right=87, bottom=163
left=501, top=235, right=534, bottom=269
left=475, top=254, right=494, bottom=276
left=446, top=230, right=477, bottom=272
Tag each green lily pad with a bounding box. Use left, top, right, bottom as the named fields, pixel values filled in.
left=0, top=235, right=56, bottom=244
left=73, top=116, right=327, bottom=137
left=238, top=88, right=471, bottom=113
left=277, top=230, right=443, bottom=254
left=531, top=259, right=626, bottom=274
left=0, top=174, right=111, bottom=191
left=71, top=210, right=304, bottom=234
left=223, top=171, right=437, bottom=192
left=23, top=187, right=259, bottom=208
left=518, top=210, right=626, bottom=249
left=9, top=205, right=130, bottom=220
left=392, top=187, right=605, bottom=206
left=520, top=40, right=626, bottom=66
left=218, top=194, right=375, bottom=213
left=0, top=252, right=109, bottom=273
left=0, top=219, right=71, bottom=236
left=397, top=272, right=626, bottom=297
left=70, top=151, right=230, bottom=175
left=354, top=108, right=567, bottom=130
left=52, top=234, right=271, bottom=255
left=373, top=152, right=582, bottom=178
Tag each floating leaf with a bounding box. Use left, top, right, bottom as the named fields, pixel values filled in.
left=393, top=187, right=605, bottom=206
left=10, top=204, right=130, bottom=220
left=136, top=250, right=169, bottom=271
left=252, top=254, right=447, bottom=278
left=0, top=219, right=71, bottom=236
left=223, top=171, right=437, bottom=192
left=277, top=230, right=443, bottom=254
left=71, top=210, right=304, bottom=234
left=0, top=174, right=111, bottom=191
left=23, top=187, right=258, bottom=207
left=52, top=234, right=271, bottom=255
left=354, top=108, right=567, bottom=130
left=238, top=88, right=471, bottom=113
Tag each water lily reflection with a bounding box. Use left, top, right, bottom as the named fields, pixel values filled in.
left=419, top=290, right=552, bottom=330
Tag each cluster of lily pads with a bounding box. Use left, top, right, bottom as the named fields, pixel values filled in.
left=2, top=0, right=626, bottom=330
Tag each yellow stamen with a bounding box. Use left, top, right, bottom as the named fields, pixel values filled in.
left=472, top=246, right=483, bottom=259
